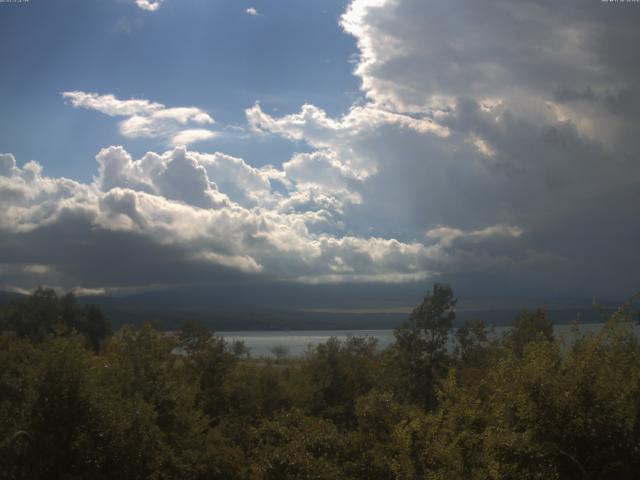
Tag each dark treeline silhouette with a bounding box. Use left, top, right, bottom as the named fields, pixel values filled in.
left=1, top=284, right=639, bottom=479
left=0, top=288, right=111, bottom=352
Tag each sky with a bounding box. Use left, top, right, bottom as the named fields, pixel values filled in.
left=1, top=0, right=639, bottom=308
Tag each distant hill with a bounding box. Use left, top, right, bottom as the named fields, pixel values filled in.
left=0, top=289, right=621, bottom=332
left=0, top=290, right=26, bottom=305
left=62, top=297, right=626, bottom=331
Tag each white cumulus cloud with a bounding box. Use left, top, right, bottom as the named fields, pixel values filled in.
left=171, top=129, right=218, bottom=147
left=63, top=91, right=215, bottom=146
left=0, top=146, right=527, bottom=293
left=135, top=0, right=164, bottom=11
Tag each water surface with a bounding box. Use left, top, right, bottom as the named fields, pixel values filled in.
left=219, top=323, right=638, bottom=358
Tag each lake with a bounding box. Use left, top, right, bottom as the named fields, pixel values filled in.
left=218, top=323, right=638, bottom=358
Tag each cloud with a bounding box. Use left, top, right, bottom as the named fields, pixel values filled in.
left=246, top=7, right=258, bottom=16
left=135, top=0, right=164, bottom=11
left=1, top=141, right=535, bottom=299
left=61, top=91, right=162, bottom=116
left=4, top=147, right=506, bottom=293
left=63, top=91, right=215, bottom=146
left=246, top=102, right=448, bottom=180
left=426, top=225, right=523, bottom=248
left=4, top=0, right=640, bottom=302
left=192, top=151, right=278, bottom=208
left=95, top=145, right=230, bottom=209
left=235, top=0, right=640, bottom=299
left=340, top=0, right=640, bottom=155
left=73, top=287, right=107, bottom=297
left=23, top=264, right=51, bottom=274
left=171, top=129, right=218, bottom=146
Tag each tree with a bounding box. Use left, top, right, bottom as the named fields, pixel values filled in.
left=0, top=333, right=40, bottom=479
left=75, top=304, right=111, bottom=352
left=304, top=336, right=378, bottom=428
left=507, top=308, right=553, bottom=357
left=248, top=409, right=345, bottom=480
left=2, top=288, right=60, bottom=341
left=0, top=289, right=111, bottom=351
left=270, top=344, right=290, bottom=363
left=455, top=318, right=493, bottom=365
left=179, top=320, right=214, bottom=353
left=393, top=283, right=456, bottom=410
left=231, top=340, right=250, bottom=359
left=222, top=364, right=292, bottom=420
left=175, top=322, right=237, bottom=419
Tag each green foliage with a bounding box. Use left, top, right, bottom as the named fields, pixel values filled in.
left=176, top=321, right=237, bottom=420
left=507, top=308, right=554, bottom=357
left=178, top=320, right=213, bottom=353
left=343, top=390, right=424, bottom=479
left=393, top=283, right=456, bottom=409
left=222, top=363, right=293, bottom=420
left=0, top=333, right=40, bottom=462
left=304, top=336, right=378, bottom=429
left=0, top=288, right=111, bottom=351
left=248, top=409, right=345, bottom=480
left=2, top=285, right=640, bottom=479
left=455, top=319, right=489, bottom=363
left=10, top=334, right=168, bottom=479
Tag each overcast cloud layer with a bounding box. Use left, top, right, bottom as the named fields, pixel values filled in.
left=1, top=0, right=639, bottom=303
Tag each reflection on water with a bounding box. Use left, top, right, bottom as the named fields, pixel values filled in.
left=218, top=323, right=639, bottom=358
left=219, top=330, right=395, bottom=358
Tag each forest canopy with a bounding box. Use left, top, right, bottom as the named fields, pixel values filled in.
left=1, top=285, right=639, bottom=480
